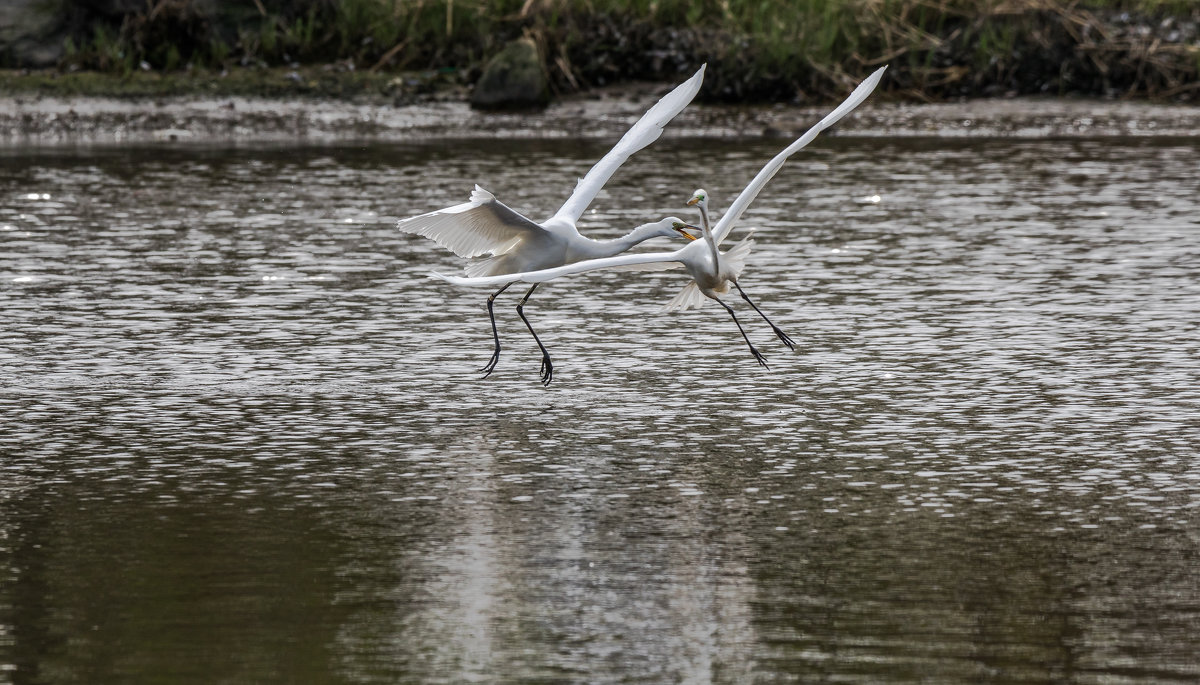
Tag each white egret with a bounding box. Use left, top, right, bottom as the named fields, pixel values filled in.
left=433, top=66, right=887, bottom=370
left=397, top=65, right=706, bottom=385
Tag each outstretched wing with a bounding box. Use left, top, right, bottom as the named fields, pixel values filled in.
left=396, top=185, right=545, bottom=258
left=548, top=65, right=706, bottom=227
left=711, top=66, right=887, bottom=246
left=609, top=261, right=684, bottom=272
left=432, top=249, right=686, bottom=288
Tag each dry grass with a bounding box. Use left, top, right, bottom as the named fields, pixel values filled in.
left=45, top=0, right=1200, bottom=101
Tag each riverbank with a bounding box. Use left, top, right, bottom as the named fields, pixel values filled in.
left=3, top=1, right=1198, bottom=103
left=4, top=88, right=1200, bottom=147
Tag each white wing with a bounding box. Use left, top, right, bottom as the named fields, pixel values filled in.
left=608, top=261, right=684, bottom=272
left=548, top=64, right=706, bottom=227
left=396, top=185, right=545, bottom=258
left=712, top=66, right=887, bottom=245
left=432, top=248, right=686, bottom=288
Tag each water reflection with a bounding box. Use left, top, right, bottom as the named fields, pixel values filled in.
left=1, top=137, right=1199, bottom=682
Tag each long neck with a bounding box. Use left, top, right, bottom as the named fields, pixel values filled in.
left=698, top=204, right=721, bottom=272
left=583, top=223, right=664, bottom=259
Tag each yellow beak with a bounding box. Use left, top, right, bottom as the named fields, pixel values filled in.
left=686, top=197, right=700, bottom=206
left=674, top=225, right=700, bottom=241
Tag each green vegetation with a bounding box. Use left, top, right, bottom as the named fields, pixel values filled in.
left=11, top=0, right=1200, bottom=101
left=0, top=65, right=453, bottom=99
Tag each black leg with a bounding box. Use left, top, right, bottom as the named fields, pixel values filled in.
left=714, top=297, right=769, bottom=369
left=515, top=284, right=554, bottom=386
left=480, top=282, right=512, bottom=377
left=733, top=280, right=795, bottom=350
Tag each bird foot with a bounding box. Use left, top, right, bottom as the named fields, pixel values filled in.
left=750, top=346, right=770, bottom=370
left=773, top=326, right=796, bottom=351
left=479, top=351, right=500, bottom=378
left=539, top=355, right=554, bottom=386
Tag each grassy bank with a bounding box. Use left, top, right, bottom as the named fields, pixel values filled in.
left=8, top=0, right=1200, bottom=102
left=0, top=65, right=458, bottom=102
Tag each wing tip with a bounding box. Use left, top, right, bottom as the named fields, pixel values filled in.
left=470, top=185, right=495, bottom=204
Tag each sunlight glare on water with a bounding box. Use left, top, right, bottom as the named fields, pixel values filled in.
left=1, top=136, right=1199, bottom=683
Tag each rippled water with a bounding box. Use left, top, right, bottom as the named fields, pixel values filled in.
left=2, top=135, right=1199, bottom=683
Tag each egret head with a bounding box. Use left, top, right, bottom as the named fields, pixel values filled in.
left=666, top=217, right=700, bottom=241
left=686, top=189, right=707, bottom=209
left=640, top=216, right=698, bottom=241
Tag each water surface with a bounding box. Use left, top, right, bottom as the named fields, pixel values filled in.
left=2, top=136, right=1199, bottom=683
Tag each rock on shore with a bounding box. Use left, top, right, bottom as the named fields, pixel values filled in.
left=1, top=0, right=67, bottom=68
left=469, top=38, right=550, bottom=111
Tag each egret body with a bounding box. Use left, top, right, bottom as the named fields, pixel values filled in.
left=397, top=65, right=706, bottom=385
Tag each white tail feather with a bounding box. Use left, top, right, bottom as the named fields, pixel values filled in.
left=663, top=281, right=707, bottom=311
left=722, top=233, right=755, bottom=282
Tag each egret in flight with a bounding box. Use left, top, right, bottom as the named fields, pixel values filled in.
left=397, top=65, right=706, bottom=385
left=433, top=66, right=887, bottom=370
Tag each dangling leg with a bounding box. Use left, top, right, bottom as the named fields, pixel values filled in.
left=515, top=284, right=554, bottom=386
left=714, top=297, right=769, bottom=369
left=480, top=282, right=512, bottom=377
left=733, top=280, right=795, bottom=350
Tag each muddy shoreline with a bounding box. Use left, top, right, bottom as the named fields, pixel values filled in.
left=4, top=87, right=1200, bottom=147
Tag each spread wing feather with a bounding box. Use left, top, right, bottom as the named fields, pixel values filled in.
left=549, top=65, right=705, bottom=226
left=432, top=249, right=685, bottom=288
left=396, top=185, right=544, bottom=258
left=608, top=261, right=684, bottom=272
left=712, top=66, right=886, bottom=246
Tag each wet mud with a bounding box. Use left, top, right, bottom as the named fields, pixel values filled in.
left=4, top=87, right=1200, bottom=146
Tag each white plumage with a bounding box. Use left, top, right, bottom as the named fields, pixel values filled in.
left=663, top=233, right=754, bottom=312
left=396, top=65, right=708, bottom=385
left=400, top=186, right=537, bottom=263
left=434, top=65, right=888, bottom=369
